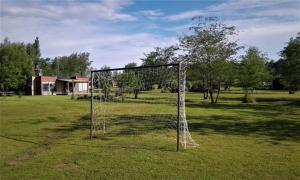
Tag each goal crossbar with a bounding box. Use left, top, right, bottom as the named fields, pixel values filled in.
left=91, top=63, right=179, bottom=73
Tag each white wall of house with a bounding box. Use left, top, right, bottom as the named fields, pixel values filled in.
left=76, top=83, right=88, bottom=92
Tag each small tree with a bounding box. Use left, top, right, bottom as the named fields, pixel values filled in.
left=124, top=63, right=142, bottom=99
left=98, top=65, right=112, bottom=100
left=279, top=33, right=300, bottom=94
left=180, top=17, right=242, bottom=103
left=238, top=47, right=270, bottom=103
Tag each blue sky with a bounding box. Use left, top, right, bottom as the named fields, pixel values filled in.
left=1, top=0, right=299, bottom=68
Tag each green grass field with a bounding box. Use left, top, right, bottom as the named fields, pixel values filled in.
left=1, top=90, right=300, bottom=179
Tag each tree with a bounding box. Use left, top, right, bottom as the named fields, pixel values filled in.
left=180, top=17, right=242, bottom=103
left=50, top=53, right=91, bottom=77
left=0, top=40, right=33, bottom=92
left=141, top=46, right=178, bottom=90
left=141, top=46, right=178, bottom=66
left=99, top=65, right=112, bottom=100
left=26, top=37, right=41, bottom=74
left=39, top=58, right=56, bottom=76
left=279, top=33, right=300, bottom=93
left=124, top=63, right=141, bottom=99
left=238, top=47, right=270, bottom=103
left=125, top=62, right=137, bottom=69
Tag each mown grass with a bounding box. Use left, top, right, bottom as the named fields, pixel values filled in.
left=0, top=90, right=300, bottom=179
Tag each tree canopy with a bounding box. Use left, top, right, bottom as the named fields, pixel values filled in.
left=279, top=33, right=300, bottom=92
left=0, top=40, right=33, bottom=92
left=180, top=16, right=242, bottom=103
left=238, top=47, right=270, bottom=102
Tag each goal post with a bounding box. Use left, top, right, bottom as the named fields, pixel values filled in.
left=89, top=62, right=197, bottom=151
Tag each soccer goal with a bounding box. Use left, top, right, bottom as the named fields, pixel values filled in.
left=90, top=63, right=197, bottom=151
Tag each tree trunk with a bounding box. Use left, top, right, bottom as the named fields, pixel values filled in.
left=203, top=89, right=208, bottom=99
left=134, top=89, right=139, bottom=99
left=243, top=88, right=248, bottom=103
left=121, top=88, right=125, bottom=102
left=215, top=84, right=221, bottom=103
left=209, top=89, right=214, bottom=104
left=202, top=79, right=207, bottom=99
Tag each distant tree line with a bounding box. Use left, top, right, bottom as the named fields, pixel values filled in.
left=0, top=37, right=91, bottom=93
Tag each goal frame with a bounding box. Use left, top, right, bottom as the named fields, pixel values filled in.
left=90, top=63, right=182, bottom=151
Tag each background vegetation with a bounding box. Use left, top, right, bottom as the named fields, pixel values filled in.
left=1, top=17, right=299, bottom=100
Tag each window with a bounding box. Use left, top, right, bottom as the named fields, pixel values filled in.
left=43, top=83, right=50, bottom=91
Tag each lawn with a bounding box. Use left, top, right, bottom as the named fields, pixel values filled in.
left=0, top=90, right=300, bottom=179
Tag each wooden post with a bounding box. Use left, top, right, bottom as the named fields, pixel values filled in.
left=177, top=63, right=180, bottom=152
left=90, top=72, right=94, bottom=139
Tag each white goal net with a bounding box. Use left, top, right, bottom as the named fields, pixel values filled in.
left=90, top=63, right=198, bottom=151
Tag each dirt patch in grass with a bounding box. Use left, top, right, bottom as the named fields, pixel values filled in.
left=6, top=154, right=31, bottom=165
left=51, top=163, right=78, bottom=169
left=5, top=132, right=67, bottom=166
left=273, top=101, right=293, bottom=105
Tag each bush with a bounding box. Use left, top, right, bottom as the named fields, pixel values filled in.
left=186, top=81, right=192, bottom=91
left=17, top=91, right=23, bottom=98
left=76, top=94, right=90, bottom=100
left=190, top=81, right=204, bottom=92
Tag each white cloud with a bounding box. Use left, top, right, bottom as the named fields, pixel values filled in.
left=209, top=0, right=300, bottom=20
left=209, top=0, right=294, bottom=12
left=0, top=8, right=177, bottom=68
left=226, top=18, right=299, bottom=59
left=163, top=0, right=299, bottom=60
left=1, top=0, right=163, bottom=68
left=166, top=10, right=204, bottom=21
left=254, top=7, right=300, bottom=18
left=166, top=0, right=299, bottom=21
left=164, top=24, right=191, bottom=33
left=0, top=0, right=136, bottom=22
left=138, top=9, right=163, bottom=17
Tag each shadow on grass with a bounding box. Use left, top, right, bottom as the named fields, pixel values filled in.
left=47, top=114, right=90, bottom=133
left=90, top=95, right=177, bottom=106
left=46, top=114, right=177, bottom=151
left=46, top=114, right=176, bottom=137
left=107, top=114, right=176, bottom=136
left=0, top=135, right=40, bottom=144
left=188, top=114, right=300, bottom=142
left=51, top=103, right=300, bottom=144
left=187, top=99, right=300, bottom=112
left=186, top=98, right=300, bottom=142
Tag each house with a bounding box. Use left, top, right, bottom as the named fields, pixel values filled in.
left=29, top=75, right=90, bottom=95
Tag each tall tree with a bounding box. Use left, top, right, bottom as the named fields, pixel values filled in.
left=238, top=47, right=270, bottom=103
left=0, top=40, right=33, bottom=92
left=39, top=58, right=56, bottom=76
left=279, top=33, right=300, bottom=93
left=26, top=37, right=41, bottom=74
left=180, top=17, right=242, bottom=103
